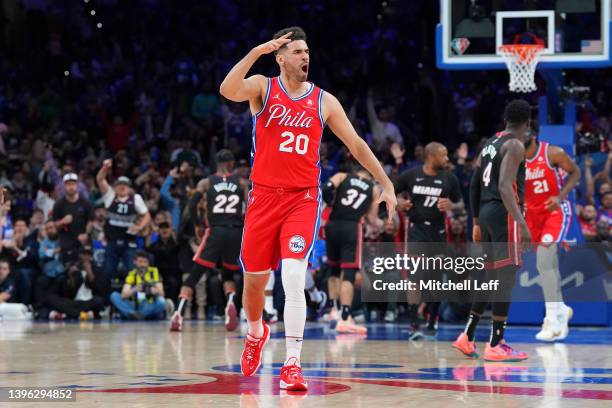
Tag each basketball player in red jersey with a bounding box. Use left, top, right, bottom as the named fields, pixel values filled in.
left=524, top=130, right=580, bottom=341
left=219, top=27, right=396, bottom=391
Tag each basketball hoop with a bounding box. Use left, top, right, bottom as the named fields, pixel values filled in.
left=498, top=44, right=544, bottom=93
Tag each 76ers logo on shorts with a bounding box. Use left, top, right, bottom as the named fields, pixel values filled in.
left=289, top=235, right=306, bottom=254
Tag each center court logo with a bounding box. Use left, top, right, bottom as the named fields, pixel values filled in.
left=288, top=235, right=306, bottom=253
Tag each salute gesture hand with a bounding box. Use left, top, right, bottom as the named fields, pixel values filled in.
left=254, top=32, right=293, bottom=55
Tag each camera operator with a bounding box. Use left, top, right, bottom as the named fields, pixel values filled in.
left=110, top=250, right=166, bottom=320
left=40, top=246, right=107, bottom=320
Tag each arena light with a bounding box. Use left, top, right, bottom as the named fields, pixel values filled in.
left=90, top=10, right=96, bottom=16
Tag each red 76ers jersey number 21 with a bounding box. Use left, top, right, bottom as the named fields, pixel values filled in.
left=250, top=76, right=325, bottom=189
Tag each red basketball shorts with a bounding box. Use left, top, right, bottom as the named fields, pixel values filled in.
left=526, top=201, right=572, bottom=246
left=239, top=184, right=321, bottom=273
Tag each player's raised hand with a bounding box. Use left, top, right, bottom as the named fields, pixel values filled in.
left=102, top=159, right=113, bottom=170
left=390, top=142, right=405, bottom=162
left=376, top=187, right=397, bottom=221
left=254, top=32, right=293, bottom=55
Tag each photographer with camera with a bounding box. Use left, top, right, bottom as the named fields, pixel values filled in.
left=110, top=250, right=167, bottom=320
left=40, top=246, right=107, bottom=320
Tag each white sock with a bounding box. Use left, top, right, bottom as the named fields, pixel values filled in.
left=285, top=338, right=303, bottom=365
left=545, top=302, right=560, bottom=317
left=247, top=318, right=264, bottom=338
left=281, top=258, right=307, bottom=362
left=265, top=273, right=275, bottom=313
left=308, top=288, right=322, bottom=304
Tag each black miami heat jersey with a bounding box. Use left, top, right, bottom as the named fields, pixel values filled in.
left=329, top=174, right=374, bottom=222
left=479, top=131, right=525, bottom=206
left=394, top=166, right=462, bottom=226
left=206, top=174, right=245, bottom=227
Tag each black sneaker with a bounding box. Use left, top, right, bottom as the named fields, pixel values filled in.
left=408, top=323, right=424, bottom=341
left=422, top=326, right=438, bottom=340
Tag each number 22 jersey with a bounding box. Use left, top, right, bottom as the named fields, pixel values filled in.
left=250, top=76, right=325, bottom=189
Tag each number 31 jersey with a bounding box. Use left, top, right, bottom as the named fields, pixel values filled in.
left=525, top=142, right=563, bottom=213
left=330, top=174, right=374, bottom=222
left=250, top=76, right=325, bottom=189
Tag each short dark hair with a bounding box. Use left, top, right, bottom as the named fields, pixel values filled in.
left=216, top=149, right=235, bottom=164
left=273, top=26, right=307, bottom=54
left=504, top=99, right=531, bottom=127
left=135, top=250, right=149, bottom=260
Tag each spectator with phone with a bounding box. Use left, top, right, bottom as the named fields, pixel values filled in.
left=2, top=219, right=39, bottom=305
left=0, top=259, right=31, bottom=320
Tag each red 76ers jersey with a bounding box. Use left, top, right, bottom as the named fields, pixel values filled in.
left=250, top=76, right=325, bottom=189
left=525, top=142, right=564, bottom=212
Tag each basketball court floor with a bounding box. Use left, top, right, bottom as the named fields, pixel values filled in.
left=1, top=320, right=610, bottom=407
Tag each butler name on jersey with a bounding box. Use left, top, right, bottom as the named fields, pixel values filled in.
left=251, top=76, right=325, bottom=189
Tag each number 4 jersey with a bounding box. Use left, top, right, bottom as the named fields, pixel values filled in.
left=479, top=131, right=525, bottom=207
left=250, top=76, right=324, bottom=189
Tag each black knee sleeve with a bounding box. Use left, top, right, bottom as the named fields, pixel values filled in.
left=341, top=268, right=357, bottom=284
left=183, top=264, right=211, bottom=289
left=221, top=269, right=237, bottom=284
left=470, top=302, right=488, bottom=315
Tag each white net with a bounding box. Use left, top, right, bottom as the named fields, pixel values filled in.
left=499, top=44, right=544, bottom=93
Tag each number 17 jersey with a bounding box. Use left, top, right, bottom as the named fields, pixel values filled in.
left=251, top=76, right=325, bottom=189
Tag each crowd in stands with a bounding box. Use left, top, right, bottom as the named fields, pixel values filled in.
left=0, top=0, right=610, bottom=321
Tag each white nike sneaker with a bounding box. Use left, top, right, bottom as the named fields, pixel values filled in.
left=535, top=317, right=560, bottom=342
left=555, top=305, right=573, bottom=341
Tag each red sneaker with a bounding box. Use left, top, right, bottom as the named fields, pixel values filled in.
left=241, top=323, right=270, bottom=376
left=225, top=300, right=238, bottom=332
left=169, top=311, right=182, bottom=332
left=452, top=332, right=479, bottom=358
left=280, top=358, right=308, bottom=391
